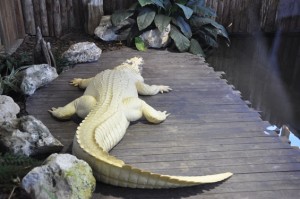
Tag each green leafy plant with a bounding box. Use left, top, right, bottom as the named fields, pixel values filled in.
left=0, top=153, right=43, bottom=198
left=0, top=153, right=42, bottom=185
left=111, top=0, right=230, bottom=56
left=0, top=67, right=30, bottom=95
left=0, top=54, right=31, bottom=95
left=135, top=37, right=147, bottom=51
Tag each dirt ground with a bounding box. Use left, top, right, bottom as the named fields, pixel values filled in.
left=13, top=30, right=125, bottom=71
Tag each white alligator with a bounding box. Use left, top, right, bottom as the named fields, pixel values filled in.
left=49, top=57, right=232, bottom=188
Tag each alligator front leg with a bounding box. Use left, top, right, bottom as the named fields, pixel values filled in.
left=70, top=77, right=94, bottom=89
left=49, top=95, right=97, bottom=119
left=123, top=97, right=169, bottom=124
left=136, top=81, right=172, bottom=95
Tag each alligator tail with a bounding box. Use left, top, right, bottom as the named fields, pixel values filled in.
left=73, top=108, right=232, bottom=189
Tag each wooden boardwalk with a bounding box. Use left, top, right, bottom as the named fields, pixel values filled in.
left=27, top=48, right=300, bottom=199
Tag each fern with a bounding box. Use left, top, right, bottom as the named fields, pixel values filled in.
left=0, top=153, right=42, bottom=185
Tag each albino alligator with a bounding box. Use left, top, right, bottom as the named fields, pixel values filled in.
left=49, top=57, right=232, bottom=188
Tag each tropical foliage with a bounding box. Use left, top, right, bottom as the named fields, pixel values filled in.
left=111, top=0, right=230, bottom=56
left=0, top=53, right=31, bottom=94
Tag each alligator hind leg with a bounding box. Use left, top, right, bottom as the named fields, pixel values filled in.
left=141, top=101, right=170, bottom=124
left=49, top=95, right=97, bottom=119
left=70, top=77, right=94, bottom=89
left=123, top=97, right=169, bottom=124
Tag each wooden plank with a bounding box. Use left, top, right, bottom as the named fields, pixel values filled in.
left=53, top=0, right=62, bottom=37
left=26, top=48, right=300, bottom=198
left=114, top=137, right=284, bottom=152
left=216, top=0, right=224, bottom=24
left=39, top=0, right=49, bottom=36
left=46, top=0, right=54, bottom=36
left=14, top=0, right=26, bottom=38
left=114, top=137, right=282, bottom=151
left=81, top=0, right=89, bottom=32
left=232, top=0, right=240, bottom=33
left=111, top=142, right=291, bottom=157
left=211, top=0, right=218, bottom=10
left=261, top=0, right=280, bottom=32
left=32, top=0, right=41, bottom=30
left=60, top=0, right=68, bottom=32
left=239, top=0, right=248, bottom=32
left=121, top=154, right=300, bottom=174
left=92, top=186, right=300, bottom=199
left=0, top=1, right=9, bottom=48
left=1, top=0, right=13, bottom=48
left=86, top=0, right=104, bottom=35
left=222, top=0, right=232, bottom=31
left=21, top=0, right=36, bottom=35
left=0, top=0, right=24, bottom=53
left=9, top=0, right=17, bottom=47
left=67, top=0, right=75, bottom=28
left=73, top=0, right=84, bottom=28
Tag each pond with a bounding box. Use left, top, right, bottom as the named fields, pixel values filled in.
left=207, top=32, right=300, bottom=146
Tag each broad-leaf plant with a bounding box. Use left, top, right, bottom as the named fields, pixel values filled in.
left=111, top=0, right=230, bottom=56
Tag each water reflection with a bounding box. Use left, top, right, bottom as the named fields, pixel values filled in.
left=207, top=34, right=300, bottom=139
left=289, top=132, right=300, bottom=148
left=266, top=125, right=300, bottom=148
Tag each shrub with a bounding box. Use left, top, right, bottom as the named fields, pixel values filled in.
left=111, top=0, right=230, bottom=56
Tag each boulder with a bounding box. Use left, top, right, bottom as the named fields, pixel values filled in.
left=62, top=42, right=102, bottom=64
left=18, top=64, right=58, bottom=95
left=22, top=153, right=96, bottom=199
left=94, top=15, right=133, bottom=41
left=140, top=24, right=171, bottom=48
left=0, top=115, right=63, bottom=156
left=0, top=95, right=20, bottom=122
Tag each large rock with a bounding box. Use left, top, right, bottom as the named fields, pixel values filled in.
left=94, top=15, right=133, bottom=41
left=0, top=95, right=20, bottom=122
left=140, top=24, right=171, bottom=48
left=0, top=115, right=63, bottom=156
left=18, top=64, right=58, bottom=95
left=22, top=153, right=96, bottom=199
left=62, top=42, right=102, bottom=64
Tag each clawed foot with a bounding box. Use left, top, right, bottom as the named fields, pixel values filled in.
left=159, top=85, right=172, bottom=93
left=161, top=111, right=170, bottom=118
left=70, top=78, right=82, bottom=87
left=48, top=107, right=57, bottom=114
left=154, top=111, right=170, bottom=123
left=48, top=107, right=71, bottom=120
left=48, top=107, right=58, bottom=117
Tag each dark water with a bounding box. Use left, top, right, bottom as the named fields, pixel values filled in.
left=207, top=33, right=300, bottom=142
